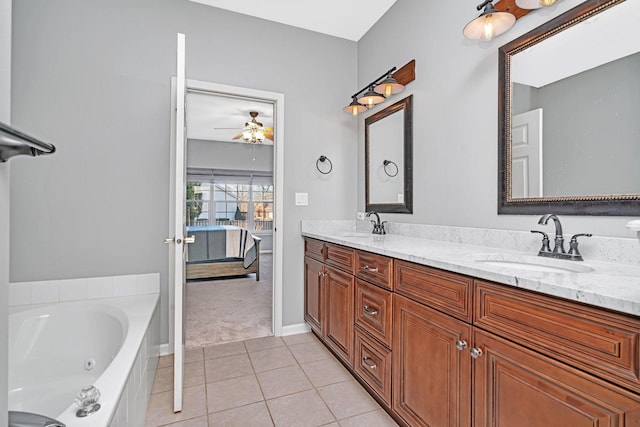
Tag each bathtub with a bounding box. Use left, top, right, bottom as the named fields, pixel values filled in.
left=8, top=294, right=160, bottom=427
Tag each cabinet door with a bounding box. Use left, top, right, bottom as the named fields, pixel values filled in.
left=304, top=256, right=324, bottom=335
left=473, top=329, right=640, bottom=427
left=324, top=264, right=355, bottom=367
left=393, top=294, right=472, bottom=427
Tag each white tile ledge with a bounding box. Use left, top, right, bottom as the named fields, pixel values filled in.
left=301, top=221, right=640, bottom=317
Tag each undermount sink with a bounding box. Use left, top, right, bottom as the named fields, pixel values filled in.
left=473, top=254, right=594, bottom=274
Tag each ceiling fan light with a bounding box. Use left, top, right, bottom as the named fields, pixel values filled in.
left=358, top=86, right=386, bottom=107
left=463, top=1, right=515, bottom=41
left=343, top=97, right=368, bottom=115
left=374, top=75, right=404, bottom=97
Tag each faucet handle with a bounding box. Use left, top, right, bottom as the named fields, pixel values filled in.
left=531, top=230, right=551, bottom=254
left=567, top=233, right=592, bottom=260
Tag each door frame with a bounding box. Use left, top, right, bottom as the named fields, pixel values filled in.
left=169, top=79, right=285, bottom=353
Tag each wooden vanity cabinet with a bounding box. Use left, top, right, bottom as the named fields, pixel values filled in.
left=303, top=256, right=324, bottom=336
left=393, top=294, right=472, bottom=427
left=323, top=264, right=355, bottom=367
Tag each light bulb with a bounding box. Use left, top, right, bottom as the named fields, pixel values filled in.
left=483, top=16, right=494, bottom=41
left=352, top=105, right=358, bottom=116
left=384, top=85, right=392, bottom=97
left=540, top=0, right=556, bottom=5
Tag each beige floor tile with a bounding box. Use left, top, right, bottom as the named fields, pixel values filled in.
left=184, top=361, right=206, bottom=387
left=185, top=347, right=204, bottom=364
left=321, top=424, right=340, bottom=427
left=282, top=332, right=318, bottom=346
left=145, top=384, right=207, bottom=426
left=208, top=401, right=274, bottom=427
left=318, top=381, right=379, bottom=420
left=158, top=354, right=174, bottom=368
left=204, top=341, right=246, bottom=360
left=257, top=365, right=313, bottom=399
left=245, top=336, right=285, bottom=353
left=338, top=409, right=399, bottom=427
left=206, top=374, right=264, bottom=413
left=287, top=340, right=333, bottom=364
left=249, top=347, right=297, bottom=373
left=300, top=358, right=353, bottom=388
left=152, top=365, right=174, bottom=394
left=205, top=353, right=254, bottom=382
left=163, top=416, right=209, bottom=427
left=267, top=389, right=335, bottom=427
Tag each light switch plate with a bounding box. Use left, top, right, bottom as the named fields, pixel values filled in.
left=295, top=192, right=308, bottom=206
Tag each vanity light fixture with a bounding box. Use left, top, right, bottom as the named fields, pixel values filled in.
left=463, top=0, right=516, bottom=41
left=343, top=60, right=415, bottom=116
left=516, top=0, right=558, bottom=9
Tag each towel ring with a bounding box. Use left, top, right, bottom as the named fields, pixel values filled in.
left=316, top=155, right=333, bottom=175
left=383, top=160, right=398, bottom=177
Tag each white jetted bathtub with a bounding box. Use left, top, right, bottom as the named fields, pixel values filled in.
left=9, top=294, right=160, bottom=427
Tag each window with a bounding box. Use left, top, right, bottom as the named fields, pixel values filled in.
left=186, top=171, right=273, bottom=233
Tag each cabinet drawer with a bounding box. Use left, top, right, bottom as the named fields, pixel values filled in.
left=475, top=280, right=640, bottom=393
left=354, top=327, right=392, bottom=408
left=355, top=279, right=393, bottom=348
left=325, top=242, right=355, bottom=273
left=395, top=260, right=473, bottom=322
left=355, top=250, right=393, bottom=290
left=304, top=238, right=325, bottom=261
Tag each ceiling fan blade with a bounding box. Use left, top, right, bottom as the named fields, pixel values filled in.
left=265, top=132, right=274, bottom=141
left=232, top=133, right=243, bottom=140
left=265, top=127, right=274, bottom=132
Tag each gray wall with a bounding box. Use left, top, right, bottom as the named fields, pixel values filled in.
left=357, top=0, right=638, bottom=238
left=11, top=0, right=357, bottom=339
left=187, top=138, right=275, bottom=251
left=0, top=0, right=10, bottom=423
left=514, top=54, right=640, bottom=196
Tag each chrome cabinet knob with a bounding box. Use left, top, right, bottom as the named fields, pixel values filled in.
left=470, top=348, right=483, bottom=359
left=455, top=340, right=468, bottom=351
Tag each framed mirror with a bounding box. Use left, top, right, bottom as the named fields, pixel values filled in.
left=498, top=0, right=640, bottom=215
left=365, top=95, right=413, bottom=213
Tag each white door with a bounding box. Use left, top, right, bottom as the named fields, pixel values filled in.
left=511, top=108, right=543, bottom=198
left=171, top=32, right=187, bottom=412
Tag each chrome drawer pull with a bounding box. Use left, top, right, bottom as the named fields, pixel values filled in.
left=362, top=357, right=377, bottom=370
left=363, top=306, right=378, bottom=316
left=362, top=265, right=379, bottom=273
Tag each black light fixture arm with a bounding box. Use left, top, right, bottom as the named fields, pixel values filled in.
left=350, top=66, right=397, bottom=100
left=476, top=0, right=494, bottom=11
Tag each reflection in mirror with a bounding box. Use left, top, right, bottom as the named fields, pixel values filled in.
left=365, top=95, right=413, bottom=214
left=499, top=0, right=640, bottom=215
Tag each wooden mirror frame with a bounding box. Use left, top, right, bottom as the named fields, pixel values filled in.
left=498, top=0, right=640, bottom=216
left=365, top=95, right=413, bottom=214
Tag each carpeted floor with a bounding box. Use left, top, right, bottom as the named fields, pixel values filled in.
left=185, top=254, right=273, bottom=348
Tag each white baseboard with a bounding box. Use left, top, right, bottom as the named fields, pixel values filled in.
left=159, top=343, right=171, bottom=356
left=280, top=323, right=311, bottom=336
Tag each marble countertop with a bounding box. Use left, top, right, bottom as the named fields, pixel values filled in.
left=301, top=225, right=640, bottom=317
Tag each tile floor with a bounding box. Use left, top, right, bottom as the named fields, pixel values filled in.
left=145, top=333, right=399, bottom=427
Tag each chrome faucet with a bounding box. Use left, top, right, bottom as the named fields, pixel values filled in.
left=365, top=211, right=387, bottom=235
left=9, top=411, right=66, bottom=427
left=532, top=214, right=592, bottom=261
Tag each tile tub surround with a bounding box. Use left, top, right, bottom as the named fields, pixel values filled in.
left=301, top=221, right=640, bottom=317
left=9, top=272, right=160, bottom=306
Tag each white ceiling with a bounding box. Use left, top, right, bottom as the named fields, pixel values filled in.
left=186, top=92, right=275, bottom=145
left=188, top=0, right=397, bottom=41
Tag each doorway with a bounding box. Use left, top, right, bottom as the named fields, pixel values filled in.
left=169, top=79, right=285, bottom=357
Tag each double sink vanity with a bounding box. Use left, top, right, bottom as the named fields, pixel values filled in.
left=301, top=220, right=640, bottom=427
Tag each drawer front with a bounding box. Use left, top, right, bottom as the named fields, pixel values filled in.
left=355, top=250, right=394, bottom=290
left=355, top=279, right=393, bottom=348
left=354, top=327, right=392, bottom=408
left=325, top=242, right=355, bottom=273
left=395, top=260, right=473, bottom=323
left=475, top=280, right=640, bottom=393
left=304, top=238, right=325, bottom=261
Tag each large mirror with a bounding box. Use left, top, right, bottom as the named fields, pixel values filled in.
left=365, top=95, right=413, bottom=213
left=498, top=0, right=640, bottom=215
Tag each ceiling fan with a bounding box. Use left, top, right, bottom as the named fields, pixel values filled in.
left=225, top=111, right=274, bottom=143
